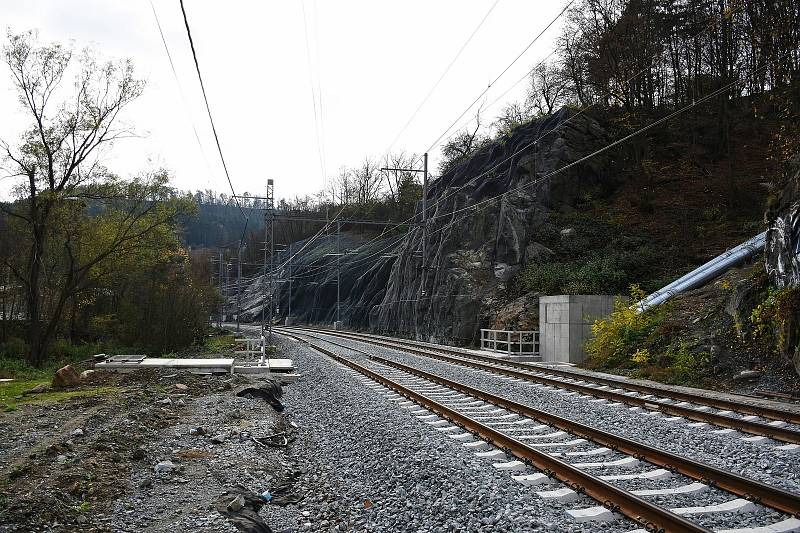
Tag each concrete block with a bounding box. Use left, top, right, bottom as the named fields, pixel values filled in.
left=566, top=506, right=619, bottom=522
left=671, top=498, right=756, bottom=516
left=539, top=295, right=618, bottom=364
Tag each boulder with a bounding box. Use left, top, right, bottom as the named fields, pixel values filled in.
left=51, top=365, right=81, bottom=389
left=765, top=152, right=800, bottom=376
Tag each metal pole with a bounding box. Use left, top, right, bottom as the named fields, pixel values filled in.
left=336, top=219, right=341, bottom=326
left=261, top=219, right=267, bottom=333
left=269, top=210, right=274, bottom=345
left=218, top=250, right=223, bottom=328
left=236, top=247, right=242, bottom=333
left=287, top=241, right=292, bottom=324
left=422, top=152, right=428, bottom=287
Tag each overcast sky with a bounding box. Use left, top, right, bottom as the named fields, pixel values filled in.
left=0, top=1, right=565, bottom=201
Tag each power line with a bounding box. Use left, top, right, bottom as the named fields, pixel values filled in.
left=382, top=0, right=502, bottom=157
left=421, top=0, right=575, bottom=158
left=178, top=0, right=246, bottom=219
left=311, top=0, right=327, bottom=186
left=148, top=0, right=216, bottom=190
left=301, top=0, right=326, bottom=187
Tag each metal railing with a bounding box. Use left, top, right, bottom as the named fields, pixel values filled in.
left=480, top=329, right=540, bottom=358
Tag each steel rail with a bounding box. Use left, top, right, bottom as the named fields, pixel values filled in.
left=280, top=328, right=800, bottom=519
left=296, top=327, right=800, bottom=428
left=300, top=337, right=712, bottom=533
left=349, top=329, right=800, bottom=424
left=283, top=326, right=800, bottom=444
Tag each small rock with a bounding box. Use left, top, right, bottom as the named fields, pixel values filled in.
left=70, top=428, right=84, bottom=438
left=261, top=491, right=272, bottom=502
left=734, top=370, right=762, bottom=381
left=157, top=397, right=172, bottom=405
left=52, top=365, right=81, bottom=389
left=79, top=369, right=95, bottom=381
left=154, top=460, right=177, bottom=473
left=175, top=383, right=188, bottom=391
left=227, top=494, right=245, bottom=512
left=560, top=228, right=576, bottom=238
left=190, top=427, right=206, bottom=436
left=139, top=478, right=153, bottom=488
left=57, top=454, right=68, bottom=464
left=210, top=435, right=226, bottom=444
left=24, top=383, right=48, bottom=395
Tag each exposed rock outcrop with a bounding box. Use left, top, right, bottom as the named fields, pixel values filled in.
left=765, top=153, right=800, bottom=375
left=370, top=108, right=610, bottom=343
left=766, top=154, right=800, bottom=288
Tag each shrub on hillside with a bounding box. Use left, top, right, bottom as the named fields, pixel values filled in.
left=585, top=285, right=665, bottom=369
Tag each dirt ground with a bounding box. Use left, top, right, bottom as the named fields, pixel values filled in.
left=0, top=362, right=300, bottom=533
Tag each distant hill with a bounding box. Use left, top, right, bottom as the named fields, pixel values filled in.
left=183, top=203, right=264, bottom=249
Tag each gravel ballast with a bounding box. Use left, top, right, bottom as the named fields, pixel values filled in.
left=285, top=330, right=800, bottom=531
left=274, top=333, right=640, bottom=532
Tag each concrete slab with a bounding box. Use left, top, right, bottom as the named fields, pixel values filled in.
left=671, top=498, right=756, bottom=516
left=716, top=517, right=800, bottom=533
left=97, top=357, right=234, bottom=374
left=511, top=473, right=557, bottom=486
left=567, top=506, right=619, bottom=522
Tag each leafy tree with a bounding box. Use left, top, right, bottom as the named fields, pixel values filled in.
left=0, top=31, right=192, bottom=364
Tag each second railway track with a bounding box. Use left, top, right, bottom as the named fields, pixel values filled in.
left=281, top=325, right=800, bottom=446
left=278, top=327, right=800, bottom=533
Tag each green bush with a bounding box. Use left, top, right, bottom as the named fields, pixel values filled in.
left=585, top=285, right=666, bottom=369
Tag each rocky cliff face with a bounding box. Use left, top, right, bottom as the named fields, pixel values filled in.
left=369, top=108, right=610, bottom=343
left=236, top=234, right=401, bottom=326
left=765, top=153, right=800, bottom=375
left=766, top=154, right=800, bottom=289
left=234, top=108, right=610, bottom=342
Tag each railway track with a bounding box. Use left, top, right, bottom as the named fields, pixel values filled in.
left=281, top=325, right=800, bottom=446
left=278, top=328, right=800, bottom=533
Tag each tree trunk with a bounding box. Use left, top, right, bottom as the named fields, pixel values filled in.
left=27, top=221, right=45, bottom=366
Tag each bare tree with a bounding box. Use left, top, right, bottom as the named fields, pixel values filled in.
left=353, top=157, right=383, bottom=206
left=527, top=61, right=569, bottom=116
left=494, top=101, right=532, bottom=136
left=439, top=108, right=488, bottom=174
left=383, top=151, right=419, bottom=204
left=0, top=31, right=188, bottom=364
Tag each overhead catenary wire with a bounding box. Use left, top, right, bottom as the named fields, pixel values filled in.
left=301, top=0, right=327, bottom=187
left=256, top=2, right=572, bottom=274
left=148, top=0, right=216, bottom=190
left=382, top=0, right=502, bottom=158
left=255, top=9, right=754, bottom=300
left=420, top=0, right=575, bottom=161
left=178, top=0, right=247, bottom=220
left=268, top=49, right=767, bottom=286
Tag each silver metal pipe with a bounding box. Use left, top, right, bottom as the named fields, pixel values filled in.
left=636, top=231, right=766, bottom=313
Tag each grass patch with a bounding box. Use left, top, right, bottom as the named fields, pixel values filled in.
left=0, top=379, right=120, bottom=413
left=203, top=332, right=236, bottom=354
